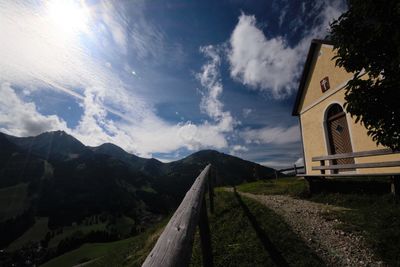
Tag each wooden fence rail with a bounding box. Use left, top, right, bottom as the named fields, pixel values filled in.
left=274, top=164, right=305, bottom=179
left=142, top=164, right=214, bottom=267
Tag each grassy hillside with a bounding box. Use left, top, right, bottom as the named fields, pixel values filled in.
left=190, top=189, right=324, bottom=266
left=0, top=183, right=29, bottom=221
left=41, top=219, right=167, bottom=267
left=8, top=217, right=49, bottom=251
left=0, top=131, right=279, bottom=265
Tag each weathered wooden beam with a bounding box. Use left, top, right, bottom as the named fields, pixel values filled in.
left=312, top=161, right=400, bottom=170
left=142, top=164, right=211, bottom=267
left=312, top=148, right=397, bottom=161
left=277, top=165, right=305, bottom=172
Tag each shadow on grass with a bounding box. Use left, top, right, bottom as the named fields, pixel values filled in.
left=306, top=177, right=391, bottom=195
left=233, top=187, right=289, bottom=267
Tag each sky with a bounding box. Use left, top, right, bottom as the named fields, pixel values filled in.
left=0, top=0, right=346, bottom=168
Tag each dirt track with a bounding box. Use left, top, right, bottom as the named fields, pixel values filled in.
left=227, top=188, right=386, bottom=267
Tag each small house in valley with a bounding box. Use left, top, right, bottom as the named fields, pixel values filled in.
left=292, top=39, right=400, bottom=176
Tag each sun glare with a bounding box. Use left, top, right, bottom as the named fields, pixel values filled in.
left=46, top=0, right=89, bottom=36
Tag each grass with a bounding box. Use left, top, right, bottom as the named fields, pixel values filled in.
left=41, top=219, right=167, bottom=267
left=48, top=222, right=108, bottom=248
left=311, top=193, right=400, bottom=266
left=190, top=189, right=324, bottom=266
left=7, top=217, right=49, bottom=251
left=237, top=177, right=400, bottom=266
left=0, top=183, right=29, bottom=221
left=236, top=177, right=308, bottom=197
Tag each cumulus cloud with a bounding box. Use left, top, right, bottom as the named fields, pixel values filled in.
left=241, top=125, right=300, bottom=145
left=227, top=1, right=346, bottom=99
left=228, top=14, right=299, bottom=98
left=0, top=83, right=68, bottom=136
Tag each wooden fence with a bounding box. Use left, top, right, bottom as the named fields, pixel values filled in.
left=142, top=164, right=214, bottom=267
left=275, top=164, right=305, bottom=179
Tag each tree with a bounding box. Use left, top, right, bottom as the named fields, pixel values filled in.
left=329, top=0, right=400, bottom=150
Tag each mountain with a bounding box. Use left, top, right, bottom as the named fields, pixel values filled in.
left=4, top=131, right=90, bottom=160
left=0, top=133, right=45, bottom=188
left=0, top=130, right=276, bottom=265
left=152, top=150, right=275, bottom=201
left=89, top=143, right=165, bottom=177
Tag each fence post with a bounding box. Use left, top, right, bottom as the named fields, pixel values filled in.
left=275, top=170, right=278, bottom=180
left=320, top=160, right=325, bottom=174
left=391, top=175, right=400, bottom=197
left=294, top=164, right=297, bottom=175
left=198, top=197, right=213, bottom=267
left=142, top=165, right=212, bottom=267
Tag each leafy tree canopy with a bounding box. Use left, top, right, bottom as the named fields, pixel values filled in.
left=329, top=0, right=400, bottom=150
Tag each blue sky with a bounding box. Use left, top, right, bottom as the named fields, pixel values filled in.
left=0, top=0, right=346, bottom=168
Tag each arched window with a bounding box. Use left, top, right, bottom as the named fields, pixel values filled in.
left=325, top=104, right=354, bottom=172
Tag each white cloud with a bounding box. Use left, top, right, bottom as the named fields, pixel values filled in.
left=278, top=4, right=289, bottom=27
left=242, top=125, right=300, bottom=145
left=242, top=108, right=252, bottom=118
left=227, top=1, right=345, bottom=99
left=0, top=83, right=68, bottom=136
left=0, top=0, right=344, bottom=160
left=294, top=157, right=304, bottom=166
left=228, top=14, right=300, bottom=98
left=197, top=45, right=235, bottom=133
left=0, top=1, right=233, bottom=158
left=232, top=145, right=248, bottom=152
left=229, top=144, right=248, bottom=156
left=99, top=1, right=128, bottom=54
left=258, top=160, right=290, bottom=169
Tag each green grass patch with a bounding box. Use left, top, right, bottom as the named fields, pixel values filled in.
left=190, top=190, right=324, bottom=266
left=0, top=183, right=30, bottom=221
left=237, top=177, right=308, bottom=197
left=48, top=222, right=108, bottom=248
left=7, top=217, right=49, bottom=251
left=41, top=219, right=167, bottom=267
left=311, top=193, right=400, bottom=266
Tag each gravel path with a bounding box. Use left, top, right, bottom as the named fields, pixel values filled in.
left=227, top=189, right=386, bottom=267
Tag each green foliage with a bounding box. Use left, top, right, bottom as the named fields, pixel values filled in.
left=329, top=0, right=400, bottom=150
left=236, top=177, right=308, bottom=197
left=311, top=193, right=400, bottom=266
left=191, top=191, right=324, bottom=266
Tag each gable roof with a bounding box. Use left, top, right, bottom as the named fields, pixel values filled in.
left=292, top=39, right=333, bottom=116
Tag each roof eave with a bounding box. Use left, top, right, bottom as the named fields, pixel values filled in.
left=292, top=39, right=330, bottom=116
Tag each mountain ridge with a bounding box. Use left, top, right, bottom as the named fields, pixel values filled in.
left=2, top=131, right=275, bottom=180
left=0, top=130, right=276, bottom=264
